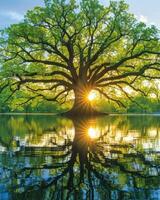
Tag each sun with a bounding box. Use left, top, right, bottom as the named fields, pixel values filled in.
left=88, top=91, right=96, bottom=101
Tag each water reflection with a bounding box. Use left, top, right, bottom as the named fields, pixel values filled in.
left=0, top=115, right=159, bottom=200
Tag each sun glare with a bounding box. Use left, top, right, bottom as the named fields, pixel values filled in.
left=88, top=91, right=96, bottom=101
left=88, top=127, right=99, bottom=139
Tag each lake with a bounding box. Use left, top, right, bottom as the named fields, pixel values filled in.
left=0, top=114, right=159, bottom=200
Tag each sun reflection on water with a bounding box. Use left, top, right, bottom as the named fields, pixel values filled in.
left=88, top=127, right=100, bottom=139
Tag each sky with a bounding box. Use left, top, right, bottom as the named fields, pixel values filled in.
left=0, top=0, right=160, bottom=29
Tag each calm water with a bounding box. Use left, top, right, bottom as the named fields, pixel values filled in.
left=0, top=114, right=159, bottom=200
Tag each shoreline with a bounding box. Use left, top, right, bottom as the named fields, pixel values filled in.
left=0, top=112, right=160, bottom=116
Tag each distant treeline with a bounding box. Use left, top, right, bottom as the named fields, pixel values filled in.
left=98, top=96, right=160, bottom=114
left=0, top=96, right=159, bottom=114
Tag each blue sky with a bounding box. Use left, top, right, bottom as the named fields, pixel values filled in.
left=0, top=0, right=44, bottom=28
left=0, top=0, right=160, bottom=28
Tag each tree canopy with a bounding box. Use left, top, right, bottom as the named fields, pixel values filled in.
left=0, top=0, right=160, bottom=115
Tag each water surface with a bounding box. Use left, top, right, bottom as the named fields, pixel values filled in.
left=0, top=115, right=159, bottom=200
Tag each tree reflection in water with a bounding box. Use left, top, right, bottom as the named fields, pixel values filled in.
left=0, top=115, right=159, bottom=200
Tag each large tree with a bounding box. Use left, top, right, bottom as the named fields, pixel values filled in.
left=0, top=0, right=160, bottom=115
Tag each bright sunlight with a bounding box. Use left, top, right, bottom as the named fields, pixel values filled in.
left=88, top=91, right=96, bottom=101
left=88, top=127, right=99, bottom=139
